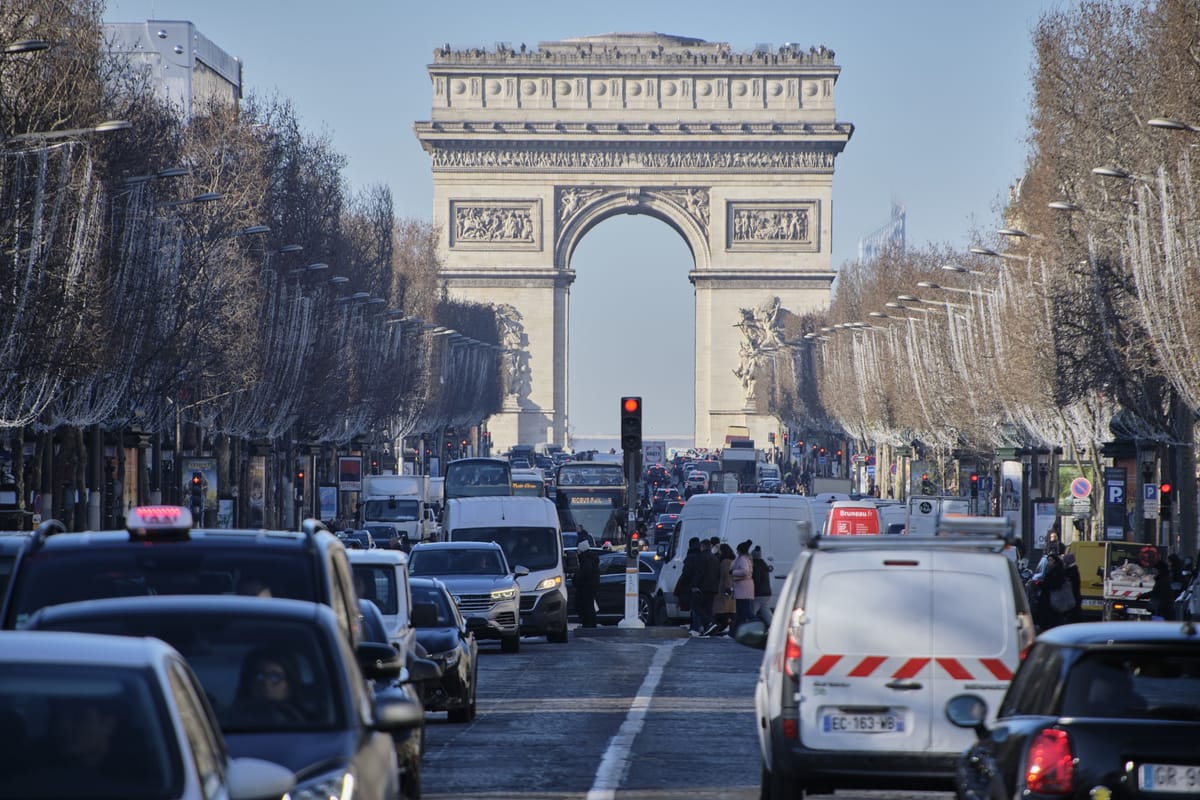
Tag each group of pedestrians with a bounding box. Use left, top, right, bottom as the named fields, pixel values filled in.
left=677, top=536, right=773, bottom=637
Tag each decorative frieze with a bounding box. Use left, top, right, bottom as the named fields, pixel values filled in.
left=449, top=200, right=542, bottom=250
left=726, top=201, right=819, bottom=252
left=432, top=145, right=836, bottom=172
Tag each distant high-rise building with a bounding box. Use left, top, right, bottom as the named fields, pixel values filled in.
left=104, top=20, right=241, bottom=119
left=857, top=202, right=906, bottom=262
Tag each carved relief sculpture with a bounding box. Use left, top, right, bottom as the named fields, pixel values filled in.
left=455, top=205, right=534, bottom=242
left=732, top=297, right=785, bottom=403
left=557, top=187, right=605, bottom=224
left=660, top=187, right=710, bottom=226
left=733, top=208, right=808, bottom=241
left=495, top=303, right=533, bottom=402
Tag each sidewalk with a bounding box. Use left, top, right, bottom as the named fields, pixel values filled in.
left=568, top=621, right=689, bottom=639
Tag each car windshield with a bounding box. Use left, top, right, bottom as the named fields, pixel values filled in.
left=450, top=526, right=559, bottom=571
left=0, top=664, right=181, bottom=799
left=32, top=615, right=343, bottom=733
left=8, top=548, right=317, bottom=629
left=409, top=548, right=506, bottom=576
left=361, top=498, right=419, bottom=522
left=1059, top=650, right=1200, bottom=720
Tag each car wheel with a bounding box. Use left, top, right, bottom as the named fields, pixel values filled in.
left=760, top=759, right=796, bottom=800
left=501, top=634, right=521, bottom=653
left=638, top=593, right=654, bottom=624
left=547, top=626, right=569, bottom=643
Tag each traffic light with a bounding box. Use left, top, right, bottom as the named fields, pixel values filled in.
left=188, top=472, right=204, bottom=515
left=620, top=396, right=642, bottom=452
left=370, top=458, right=380, bottom=475
left=835, top=448, right=843, bottom=458
left=627, top=530, right=640, bottom=557
left=921, top=472, right=932, bottom=494
left=970, top=472, right=979, bottom=497
left=295, top=468, right=305, bottom=483
left=1160, top=482, right=1173, bottom=520
left=783, top=433, right=789, bottom=445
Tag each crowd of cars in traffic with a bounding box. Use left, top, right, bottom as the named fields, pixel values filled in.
left=2, top=447, right=1199, bottom=800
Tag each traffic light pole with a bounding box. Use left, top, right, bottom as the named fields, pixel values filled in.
left=619, top=449, right=644, bottom=629
left=619, top=396, right=644, bottom=629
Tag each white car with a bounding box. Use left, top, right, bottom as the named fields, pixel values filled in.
left=0, top=630, right=294, bottom=800
left=685, top=470, right=709, bottom=492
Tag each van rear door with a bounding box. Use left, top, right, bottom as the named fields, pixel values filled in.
left=927, top=548, right=1015, bottom=751
left=800, top=555, right=933, bottom=753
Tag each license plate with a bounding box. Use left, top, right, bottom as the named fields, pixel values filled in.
left=1081, top=598, right=1103, bottom=608
left=1139, top=763, right=1200, bottom=793
left=822, top=712, right=903, bottom=733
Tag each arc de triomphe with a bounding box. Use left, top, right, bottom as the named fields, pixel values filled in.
left=414, top=33, right=852, bottom=451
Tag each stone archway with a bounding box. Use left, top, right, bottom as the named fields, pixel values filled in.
left=415, top=33, right=852, bottom=451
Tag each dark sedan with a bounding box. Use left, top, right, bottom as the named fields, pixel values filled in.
left=410, top=576, right=479, bottom=723
left=650, top=513, right=680, bottom=546
left=595, top=550, right=665, bottom=624
left=25, top=595, right=421, bottom=800
left=947, top=621, right=1200, bottom=800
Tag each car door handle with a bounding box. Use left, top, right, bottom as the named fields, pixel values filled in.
left=885, top=680, right=923, bottom=691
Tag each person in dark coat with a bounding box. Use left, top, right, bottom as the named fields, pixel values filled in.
left=698, top=537, right=721, bottom=634
left=574, top=539, right=601, bottom=628
left=679, top=537, right=709, bottom=634
left=1037, top=552, right=1069, bottom=631
left=751, top=545, right=774, bottom=624
left=1062, top=550, right=1083, bottom=623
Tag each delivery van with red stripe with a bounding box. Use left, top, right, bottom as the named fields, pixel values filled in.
left=737, top=517, right=1035, bottom=799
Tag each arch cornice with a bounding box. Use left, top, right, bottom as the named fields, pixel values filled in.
left=555, top=186, right=711, bottom=270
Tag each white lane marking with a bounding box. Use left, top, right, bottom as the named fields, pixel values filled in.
left=587, top=640, right=686, bottom=800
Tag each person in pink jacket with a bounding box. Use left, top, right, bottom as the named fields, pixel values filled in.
left=731, top=539, right=756, bottom=631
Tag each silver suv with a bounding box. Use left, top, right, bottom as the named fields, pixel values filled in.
left=407, top=541, right=526, bottom=653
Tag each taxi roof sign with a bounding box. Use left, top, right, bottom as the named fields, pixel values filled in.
left=126, top=505, right=193, bottom=532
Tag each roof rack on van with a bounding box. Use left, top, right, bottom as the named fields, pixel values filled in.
left=807, top=515, right=1017, bottom=552
left=301, top=518, right=330, bottom=550
left=27, top=518, right=67, bottom=552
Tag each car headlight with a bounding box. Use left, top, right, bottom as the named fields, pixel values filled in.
left=491, top=587, right=516, bottom=600
left=290, top=768, right=355, bottom=800
left=432, top=649, right=460, bottom=668
left=535, top=575, right=562, bottom=591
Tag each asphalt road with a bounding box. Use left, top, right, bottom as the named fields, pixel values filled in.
left=421, top=625, right=955, bottom=800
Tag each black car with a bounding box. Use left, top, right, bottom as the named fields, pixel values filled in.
left=410, top=576, right=478, bottom=723
left=595, top=550, right=665, bottom=624
left=25, top=595, right=421, bottom=800
left=0, top=532, right=29, bottom=600
left=358, top=598, right=431, bottom=799
left=947, top=620, right=1200, bottom=800
left=650, top=513, right=681, bottom=546
left=2, top=508, right=363, bottom=647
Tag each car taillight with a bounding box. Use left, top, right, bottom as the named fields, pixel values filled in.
left=783, top=631, right=802, bottom=680
left=782, top=718, right=799, bottom=740
left=1025, top=728, right=1074, bottom=794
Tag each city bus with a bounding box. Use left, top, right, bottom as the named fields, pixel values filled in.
left=443, top=457, right=513, bottom=506
left=554, top=461, right=627, bottom=544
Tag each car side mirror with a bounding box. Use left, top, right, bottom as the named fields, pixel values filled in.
left=514, top=565, right=530, bottom=578
left=404, top=655, right=443, bottom=683
left=945, top=694, right=989, bottom=739
left=1097, top=566, right=1104, bottom=578
left=733, top=619, right=769, bottom=650
left=356, top=641, right=403, bottom=680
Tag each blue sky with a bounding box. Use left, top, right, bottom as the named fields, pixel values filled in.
left=104, top=0, right=1063, bottom=443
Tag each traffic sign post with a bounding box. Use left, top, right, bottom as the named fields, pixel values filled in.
left=1143, top=482, right=1160, bottom=519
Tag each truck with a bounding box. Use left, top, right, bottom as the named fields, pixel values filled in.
left=642, top=440, right=667, bottom=469
left=755, top=461, right=781, bottom=492
left=719, top=441, right=760, bottom=492
left=357, top=474, right=436, bottom=547
left=905, top=495, right=971, bottom=536
left=810, top=476, right=853, bottom=496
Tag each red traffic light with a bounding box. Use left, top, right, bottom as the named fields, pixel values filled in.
left=295, top=470, right=304, bottom=481
left=622, top=397, right=641, bottom=414
left=970, top=473, right=979, bottom=483
left=1160, top=482, right=1172, bottom=495
left=191, top=475, right=201, bottom=486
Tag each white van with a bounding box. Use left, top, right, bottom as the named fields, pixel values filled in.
left=652, top=493, right=816, bottom=624
left=347, top=548, right=416, bottom=661
left=743, top=530, right=1035, bottom=797
left=443, top=495, right=568, bottom=643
